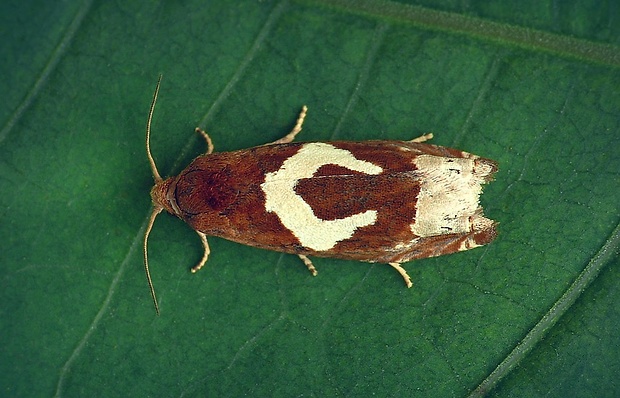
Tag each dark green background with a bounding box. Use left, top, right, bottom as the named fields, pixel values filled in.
left=1, top=1, right=618, bottom=396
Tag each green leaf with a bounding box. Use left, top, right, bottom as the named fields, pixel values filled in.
left=1, top=0, right=618, bottom=396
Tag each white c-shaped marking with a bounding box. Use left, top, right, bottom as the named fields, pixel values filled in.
left=261, top=143, right=383, bottom=251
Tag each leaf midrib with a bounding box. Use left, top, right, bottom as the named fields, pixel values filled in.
left=310, top=0, right=620, bottom=67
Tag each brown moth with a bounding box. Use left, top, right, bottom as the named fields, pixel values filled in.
left=143, top=77, right=498, bottom=314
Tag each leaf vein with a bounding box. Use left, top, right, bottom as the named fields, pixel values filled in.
left=468, top=220, right=620, bottom=397
left=54, top=215, right=145, bottom=397
left=0, top=0, right=95, bottom=144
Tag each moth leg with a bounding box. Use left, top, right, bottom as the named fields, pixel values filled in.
left=409, top=133, right=433, bottom=143
left=190, top=231, right=211, bottom=273
left=195, top=128, right=215, bottom=154
left=266, top=105, right=308, bottom=145
left=297, top=254, right=318, bottom=276
left=388, top=262, right=413, bottom=288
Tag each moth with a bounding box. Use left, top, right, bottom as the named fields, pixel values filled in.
left=143, top=77, right=498, bottom=314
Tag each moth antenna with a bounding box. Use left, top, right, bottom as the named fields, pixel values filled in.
left=144, top=75, right=164, bottom=315
left=146, top=75, right=163, bottom=183
left=144, top=205, right=162, bottom=315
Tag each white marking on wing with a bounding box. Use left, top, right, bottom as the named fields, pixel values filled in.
left=410, top=155, right=489, bottom=238
left=261, top=143, right=382, bottom=251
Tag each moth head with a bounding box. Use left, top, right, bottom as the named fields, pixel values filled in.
left=149, top=178, right=176, bottom=216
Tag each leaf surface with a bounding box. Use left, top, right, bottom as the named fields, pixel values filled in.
left=1, top=1, right=618, bottom=396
